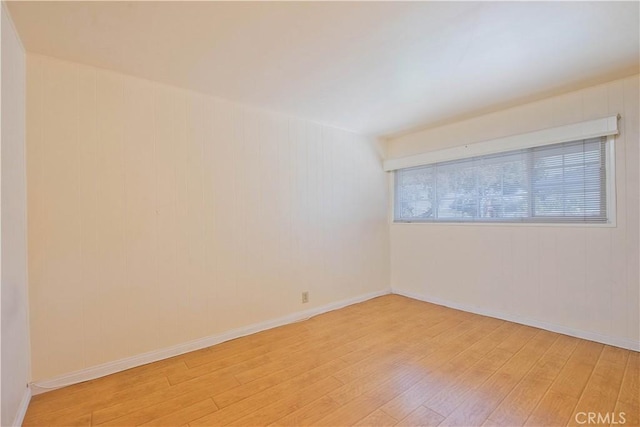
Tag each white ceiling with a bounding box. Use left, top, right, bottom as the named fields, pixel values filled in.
left=7, top=1, right=640, bottom=137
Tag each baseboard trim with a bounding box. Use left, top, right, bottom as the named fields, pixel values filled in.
left=393, top=288, right=640, bottom=352
left=30, top=289, right=390, bottom=395
left=12, top=386, right=31, bottom=426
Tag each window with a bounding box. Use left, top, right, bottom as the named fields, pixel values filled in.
left=394, top=137, right=611, bottom=224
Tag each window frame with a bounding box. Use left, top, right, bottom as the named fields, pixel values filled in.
left=391, top=135, right=617, bottom=227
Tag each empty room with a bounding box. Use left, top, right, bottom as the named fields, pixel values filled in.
left=1, top=1, right=639, bottom=426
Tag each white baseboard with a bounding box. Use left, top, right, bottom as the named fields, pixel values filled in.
left=30, top=289, right=390, bottom=395
left=12, top=387, right=31, bottom=426
left=393, top=288, right=640, bottom=352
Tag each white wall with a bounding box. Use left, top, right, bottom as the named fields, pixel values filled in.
left=26, top=54, right=389, bottom=382
left=386, top=75, right=640, bottom=350
left=1, top=3, right=30, bottom=426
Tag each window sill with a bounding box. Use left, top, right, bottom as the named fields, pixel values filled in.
left=391, top=220, right=617, bottom=228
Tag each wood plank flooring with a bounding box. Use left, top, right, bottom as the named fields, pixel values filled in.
left=23, top=295, right=639, bottom=426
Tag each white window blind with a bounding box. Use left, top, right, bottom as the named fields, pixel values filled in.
left=394, top=137, right=608, bottom=223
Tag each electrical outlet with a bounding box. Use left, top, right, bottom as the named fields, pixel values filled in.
left=302, top=291, right=309, bottom=304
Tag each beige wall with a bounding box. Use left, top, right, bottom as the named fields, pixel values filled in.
left=1, top=3, right=30, bottom=425
left=386, top=75, right=640, bottom=349
left=22, top=45, right=638, bottom=388
left=26, top=54, right=389, bottom=382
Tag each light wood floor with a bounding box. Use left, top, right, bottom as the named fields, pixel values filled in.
left=24, top=295, right=638, bottom=427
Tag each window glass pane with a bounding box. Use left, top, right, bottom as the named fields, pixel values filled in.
left=531, top=138, right=605, bottom=219
left=396, top=166, right=435, bottom=220
left=477, top=152, right=529, bottom=219
left=436, top=159, right=476, bottom=220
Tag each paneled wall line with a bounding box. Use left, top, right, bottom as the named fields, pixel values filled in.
left=152, top=83, right=161, bottom=347
left=74, top=63, right=85, bottom=370
left=621, top=85, right=630, bottom=340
